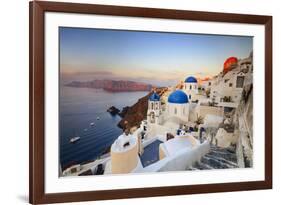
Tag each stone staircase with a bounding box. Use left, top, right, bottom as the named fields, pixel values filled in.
left=188, top=145, right=239, bottom=170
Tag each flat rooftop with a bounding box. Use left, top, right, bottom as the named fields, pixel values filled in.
left=140, top=140, right=162, bottom=167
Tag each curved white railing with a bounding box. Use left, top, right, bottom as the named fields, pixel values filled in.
left=142, top=141, right=210, bottom=172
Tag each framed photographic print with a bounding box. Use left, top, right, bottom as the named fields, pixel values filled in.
left=29, top=1, right=272, bottom=204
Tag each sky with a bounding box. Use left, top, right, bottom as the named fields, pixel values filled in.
left=60, top=27, right=253, bottom=86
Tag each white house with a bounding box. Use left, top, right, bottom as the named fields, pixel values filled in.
left=210, top=55, right=252, bottom=106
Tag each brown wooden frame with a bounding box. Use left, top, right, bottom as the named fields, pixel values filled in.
left=29, top=1, right=272, bottom=204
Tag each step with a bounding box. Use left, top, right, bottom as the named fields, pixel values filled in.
left=210, top=146, right=236, bottom=154
left=206, top=151, right=237, bottom=163
left=205, top=154, right=238, bottom=167
left=200, top=156, right=238, bottom=169
left=192, top=161, right=214, bottom=170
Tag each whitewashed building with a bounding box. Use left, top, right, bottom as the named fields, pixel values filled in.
left=166, top=89, right=190, bottom=122
left=210, top=55, right=253, bottom=107
left=183, top=76, right=198, bottom=101
left=147, top=91, right=161, bottom=124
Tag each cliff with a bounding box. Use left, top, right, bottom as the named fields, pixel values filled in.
left=65, top=80, right=152, bottom=92
left=117, top=87, right=168, bottom=129
left=234, top=84, right=253, bottom=167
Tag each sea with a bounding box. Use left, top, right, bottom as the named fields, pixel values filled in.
left=59, top=86, right=148, bottom=169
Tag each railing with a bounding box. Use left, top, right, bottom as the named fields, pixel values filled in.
left=142, top=141, right=210, bottom=172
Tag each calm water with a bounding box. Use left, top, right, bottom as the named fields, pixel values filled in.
left=59, top=86, right=148, bottom=168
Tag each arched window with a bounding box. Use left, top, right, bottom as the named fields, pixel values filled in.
left=151, top=103, right=154, bottom=110
left=150, top=112, right=155, bottom=123
left=174, top=107, right=177, bottom=114
left=190, top=85, right=192, bottom=90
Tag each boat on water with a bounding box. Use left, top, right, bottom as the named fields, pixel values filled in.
left=96, top=117, right=100, bottom=120
left=69, top=136, right=80, bottom=143
left=90, top=122, right=95, bottom=126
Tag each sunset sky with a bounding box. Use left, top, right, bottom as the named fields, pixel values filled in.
left=60, top=27, right=253, bottom=86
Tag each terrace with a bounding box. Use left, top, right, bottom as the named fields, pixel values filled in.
left=140, top=140, right=163, bottom=167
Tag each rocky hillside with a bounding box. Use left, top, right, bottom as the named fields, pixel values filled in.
left=234, top=84, right=253, bottom=167
left=65, top=79, right=153, bottom=92
left=118, top=87, right=168, bottom=129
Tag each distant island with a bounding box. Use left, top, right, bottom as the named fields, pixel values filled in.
left=65, top=79, right=153, bottom=92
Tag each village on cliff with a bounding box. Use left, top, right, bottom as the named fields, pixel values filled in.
left=62, top=53, right=253, bottom=176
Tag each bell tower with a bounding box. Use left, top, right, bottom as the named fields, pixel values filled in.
left=147, top=91, right=161, bottom=124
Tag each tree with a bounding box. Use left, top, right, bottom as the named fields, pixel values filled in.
left=195, top=115, right=204, bottom=125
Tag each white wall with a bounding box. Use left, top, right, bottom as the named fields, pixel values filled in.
left=0, top=0, right=279, bottom=204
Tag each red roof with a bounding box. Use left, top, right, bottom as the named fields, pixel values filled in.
left=223, top=57, right=238, bottom=74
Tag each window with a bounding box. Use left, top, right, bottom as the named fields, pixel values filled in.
left=155, top=102, right=158, bottom=110
left=190, top=85, right=192, bottom=90
left=151, top=103, right=154, bottom=110
left=229, top=83, right=233, bottom=87
left=208, top=82, right=211, bottom=86
left=150, top=112, right=155, bottom=123
left=189, top=94, right=191, bottom=99
left=236, top=76, right=245, bottom=88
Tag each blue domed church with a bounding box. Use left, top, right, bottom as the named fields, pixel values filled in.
left=166, top=90, right=190, bottom=121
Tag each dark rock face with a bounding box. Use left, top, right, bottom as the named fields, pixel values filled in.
left=107, top=106, right=120, bottom=115
left=117, top=87, right=167, bottom=130
left=65, top=79, right=152, bottom=92
left=117, top=93, right=150, bottom=130
left=118, top=106, right=130, bottom=118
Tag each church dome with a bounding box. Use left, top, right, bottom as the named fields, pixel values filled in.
left=149, top=92, right=160, bottom=101
left=223, top=57, right=238, bottom=74
left=168, top=90, right=189, bottom=104
left=184, top=76, right=197, bottom=83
